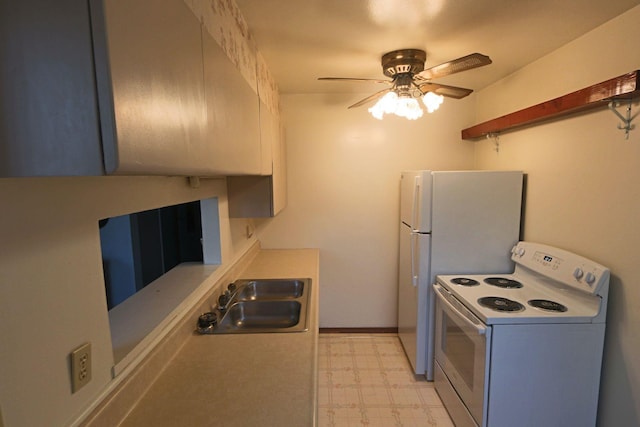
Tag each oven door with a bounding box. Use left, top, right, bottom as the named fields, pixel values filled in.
left=434, top=283, right=490, bottom=427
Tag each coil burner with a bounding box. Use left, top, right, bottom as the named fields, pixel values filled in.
left=478, top=296, right=525, bottom=312
left=484, top=277, right=523, bottom=289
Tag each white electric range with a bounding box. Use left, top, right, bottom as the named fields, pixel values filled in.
left=433, top=241, right=609, bottom=427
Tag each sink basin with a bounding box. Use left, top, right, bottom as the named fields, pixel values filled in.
left=212, top=278, right=311, bottom=334
left=215, top=301, right=303, bottom=332
left=234, top=279, right=305, bottom=301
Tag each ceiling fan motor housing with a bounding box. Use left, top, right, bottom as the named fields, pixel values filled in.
left=381, top=49, right=426, bottom=78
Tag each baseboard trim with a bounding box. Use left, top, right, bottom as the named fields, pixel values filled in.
left=319, top=327, right=398, bottom=334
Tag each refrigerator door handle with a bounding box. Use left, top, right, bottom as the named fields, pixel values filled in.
left=410, top=231, right=419, bottom=287
left=412, top=175, right=420, bottom=232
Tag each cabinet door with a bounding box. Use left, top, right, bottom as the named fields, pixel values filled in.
left=262, top=103, right=287, bottom=215
left=272, top=121, right=287, bottom=215
left=91, top=0, right=208, bottom=175
left=0, top=0, right=104, bottom=176
left=201, top=31, right=261, bottom=175
left=259, top=101, right=275, bottom=175
left=227, top=102, right=287, bottom=218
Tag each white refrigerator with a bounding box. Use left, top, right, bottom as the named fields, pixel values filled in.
left=398, top=170, right=523, bottom=379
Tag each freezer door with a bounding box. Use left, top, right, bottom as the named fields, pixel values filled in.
left=400, top=171, right=432, bottom=232
left=398, top=224, right=431, bottom=375
left=430, top=170, right=523, bottom=276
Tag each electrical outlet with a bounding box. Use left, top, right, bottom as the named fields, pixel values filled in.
left=70, top=342, right=92, bottom=393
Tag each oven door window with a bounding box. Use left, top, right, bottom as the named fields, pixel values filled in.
left=434, top=286, right=489, bottom=427
left=443, top=312, right=477, bottom=389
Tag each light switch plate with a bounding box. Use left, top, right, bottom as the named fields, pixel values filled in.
left=71, top=342, right=92, bottom=393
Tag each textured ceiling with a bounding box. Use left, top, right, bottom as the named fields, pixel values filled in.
left=236, top=0, right=639, bottom=95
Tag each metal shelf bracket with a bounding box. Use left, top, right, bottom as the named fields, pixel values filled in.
left=608, top=99, right=637, bottom=139
left=487, top=132, right=500, bottom=152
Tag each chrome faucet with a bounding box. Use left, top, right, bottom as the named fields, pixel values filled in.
left=197, top=282, right=239, bottom=334
left=217, top=282, right=238, bottom=312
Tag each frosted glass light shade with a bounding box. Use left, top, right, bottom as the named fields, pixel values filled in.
left=422, top=92, right=444, bottom=113
left=368, top=91, right=443, bottom=120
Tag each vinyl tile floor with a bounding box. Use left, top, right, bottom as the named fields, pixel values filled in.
left=317, top=333, right=454, bottom=427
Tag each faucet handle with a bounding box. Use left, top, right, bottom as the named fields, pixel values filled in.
left=218, top=292, right=230, bottom=310
left=227, top=282, right=237, bottom=292
left=197, top=312, right=217, bottom=334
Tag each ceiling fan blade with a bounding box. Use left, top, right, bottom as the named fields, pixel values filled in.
left=416, top=53, right=492, bottom=80
left=416, top=82, right=474, bottom=99
left=318, top=77, right=392, bottom=84
left=348, top=88, right=392, bottom=109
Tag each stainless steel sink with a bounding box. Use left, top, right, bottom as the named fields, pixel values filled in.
left=234, top=279, right=305, bottom=301
left=210, top=278, right=311, bottom=334
left=215, top=301, right=303, bottom=332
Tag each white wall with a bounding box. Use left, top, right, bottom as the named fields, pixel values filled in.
left=0, top=176, right=252, bottom=426
left=257, top=93, right=475, bottom=327
left=473, top=6, right=640, bottom=426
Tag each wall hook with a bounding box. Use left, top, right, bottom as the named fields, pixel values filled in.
left=486, top=132, right=500, bottom=153
left=608, top=100, right=637, bottom=139
left=188, top=176, right=201, bottom=188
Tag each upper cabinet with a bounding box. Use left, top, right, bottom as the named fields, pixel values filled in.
left=0, top=0, right=272, bottom=178
left=91, top=0, right=210, bottom=175
left=227, top=100, right=287, bottom=218
left=262, top=102, right=288, bottom=214
left=201, top=30, right=262, bottom=175
left=0, top=0, right=104, bottom=176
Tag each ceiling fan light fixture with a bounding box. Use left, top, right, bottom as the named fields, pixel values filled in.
left=368, top=91, right=425, bottom=120
left=395, top=95, right=423, bottom=120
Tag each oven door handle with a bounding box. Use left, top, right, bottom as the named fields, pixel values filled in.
left=434, top=283, right=487, bottom=336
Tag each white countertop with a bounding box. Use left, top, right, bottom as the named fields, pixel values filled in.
left=118, top=249, right=320, bottom=427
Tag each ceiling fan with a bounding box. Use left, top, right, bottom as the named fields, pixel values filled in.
left=318, top=49, right=492, bottom=119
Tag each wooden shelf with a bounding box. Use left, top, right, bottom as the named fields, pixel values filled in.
left=461, top=70, right=640, bottom=140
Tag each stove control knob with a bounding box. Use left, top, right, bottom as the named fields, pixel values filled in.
left=585, top=272, right=597, bottom=286
left=517, top=247, right=526, bottom=257
left=573, top=268, right=584, bottom=280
